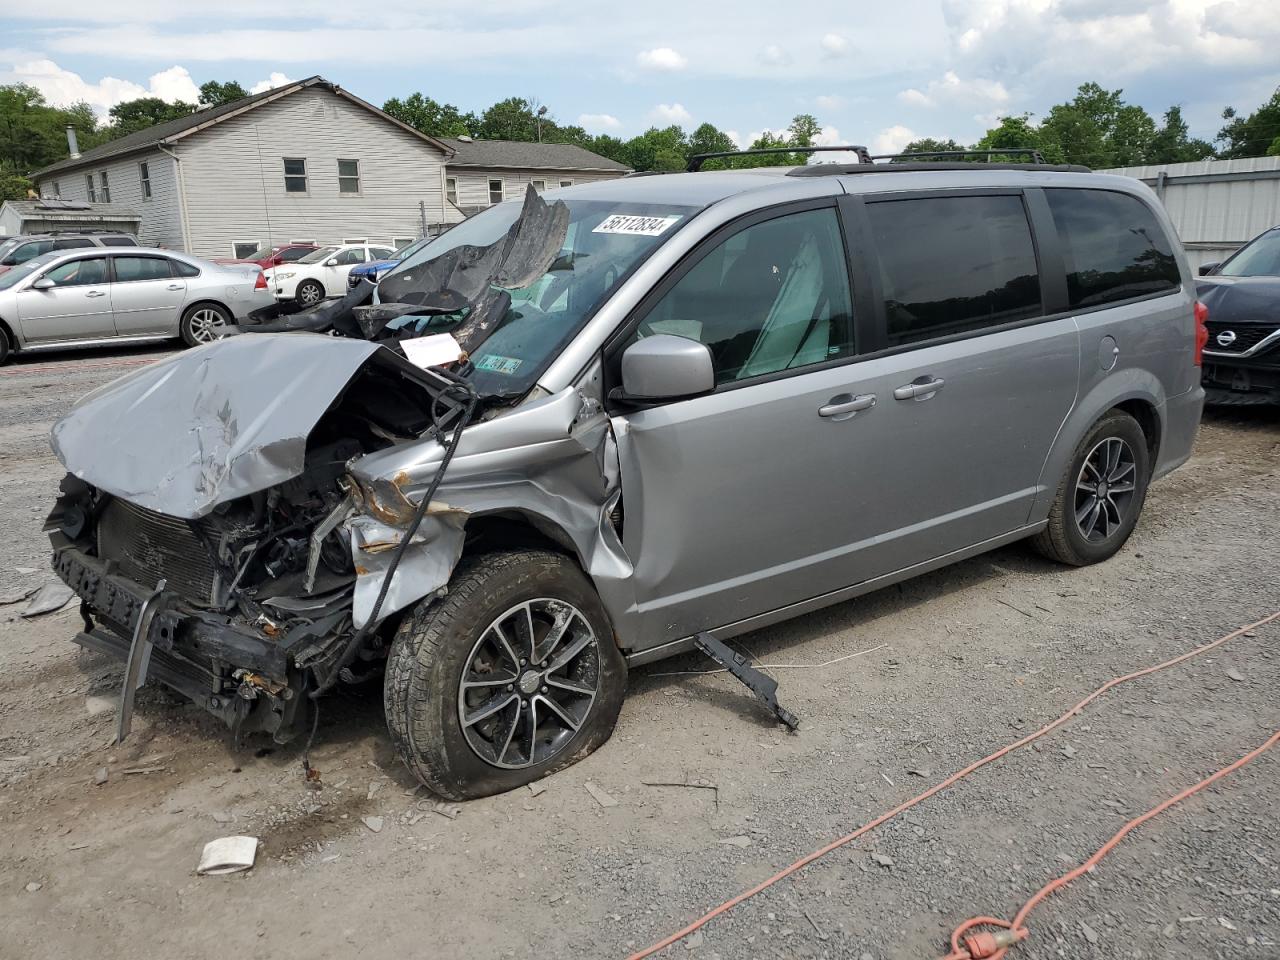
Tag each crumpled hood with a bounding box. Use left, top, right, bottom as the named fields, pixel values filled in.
left=51, top=334, right=391, bottom=520
left=1196, top=276, right=1280, bottom=326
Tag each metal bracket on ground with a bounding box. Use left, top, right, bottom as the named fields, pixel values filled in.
left=692, top=632, right=799, bottom=731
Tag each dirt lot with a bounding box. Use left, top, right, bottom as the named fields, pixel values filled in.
left=1, top=344, right=1277, bottom=960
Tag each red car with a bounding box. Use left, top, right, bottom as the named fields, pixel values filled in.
left=214, top=243, right=318, bottom=270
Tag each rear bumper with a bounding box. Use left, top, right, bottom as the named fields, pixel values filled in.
left=1154, top=386, right=1204, bottom=481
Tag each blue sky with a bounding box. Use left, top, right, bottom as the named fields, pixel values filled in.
left=2, top=0, right=1278, bottom=154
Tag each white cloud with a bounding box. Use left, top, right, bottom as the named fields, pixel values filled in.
left=725, top=130, right=744, bottom=148
left=871, top=124, right=916, bottom=154
left=820, top=33, right=850, bottom=57
left=0, top=59, right=199, bottom=116
left=578, top=112, right=622, bottom=131
left=249, top=72, right=294, bottom=94
left=897, top=70, right=1009, bottom=109
left=811, top=125, right=865, bottom=163
left=636, top=46, right=687, bottom=71
left=815, top=94, right=845, bottom=111
left=648, top=102, right=693, bottom=125
left=760, top=44, right=790, bottom=66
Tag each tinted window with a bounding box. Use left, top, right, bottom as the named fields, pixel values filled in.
left=113, top=256, right=172, bottom=282
left=43, top=257, right=108, bottom=287
left=630, top=207, right=855, bottom=384
left=1046, top=189, right=1180, bottom=308
left=53, top=238, right=94, bottom=250
left=370, top=247, right=395, bottom=260
left=867, top=195, right=1041, bottom=348
left=334, top=248, right=365, bottom=265
left=10, top=240, right=54, bottom=264
left=279, top=246, right=311, bottom=262
left=1219, top=228, right=1280, bottom=278
left=173, top=260, right=200, bottom=278
left=99, top=236, right=137, bottom=247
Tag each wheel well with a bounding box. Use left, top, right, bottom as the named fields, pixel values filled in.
left=182, top=299, right=231, bottom=320
left=1112, top=399, right=1160, bottom=464
left=0, top=317, right=15, bottom=351
left=462, top=512, right=580, bottom=564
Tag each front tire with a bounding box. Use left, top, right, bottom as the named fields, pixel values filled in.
left=385, top=550, right=626, bottom=800
left=180, top=303, right=231, bottom=346
left=0, top=325, right=11, bottom=365
left=1032, top=410, right=1151, bottom=566
left=296, top=279, right=325, bottom=306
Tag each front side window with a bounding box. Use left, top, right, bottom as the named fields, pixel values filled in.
left=1046, top=188, right=1180, bottom=308
left=86, top=174, right=96, bottom=202
left=628, top=206, right=855, bottom=384
left=1218, top=228, right=1280, bottom=278
left=446, top=177, right=458, bottom=205
left=488, top=179, right=504, bottom=205
left=113, top=256, right=172, bottom=282
left=139, top=161, right=151, bottom=200
left=337, top=158, right=360, bottom=193
left=370, top=247, right=395, bottom=260
left=283, top=158, right=307, bottom=193
left=99, top=170, right=110, bottom=203
left=43, top=257, right=109, bottom=287
left=9, top=240, right=55, bottom=264
left=867, top=194, right=1042, bottom=348
left=334, top=248, right=366, bottom=265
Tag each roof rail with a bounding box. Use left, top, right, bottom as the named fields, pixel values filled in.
left=687, top=144, right=872, bottom=172
left=788, top=160, right=1091, bottom=177
left=872, top=148, right=1049, bottom=164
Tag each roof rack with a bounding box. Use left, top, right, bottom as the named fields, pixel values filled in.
left=872, top=148, right=1049, bottom=164
left=686, top=144, right=872, bottom=172
left=788, top=160, right=1091, bottom=177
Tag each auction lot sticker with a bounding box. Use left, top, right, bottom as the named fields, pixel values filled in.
left=593, top=214, right=681, bottom=237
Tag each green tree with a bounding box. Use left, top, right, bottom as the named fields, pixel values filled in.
left=478, top=97, right=544, bottom=141
left=1, top=171, right=33, bottom=200
left=974, top=114, right=1066, bottom=163
left=0, top=83, right=105, bottom=176
left=788, top=113, right=821, bottom=147
left=198, top=80, right=248, bottom=107
left=106, top=96, right=195, bottom=138
left=621, top=126, right=688, bottom=171
left=1147, top=106, right=1215, bottom=163
left=896, top=137, right=967, bottom=161
left=383, top=92, right=477, bottom=138
left=1036, top=82, right=1156, bottom=166
left=1217, top=86, right=1280, bottom=159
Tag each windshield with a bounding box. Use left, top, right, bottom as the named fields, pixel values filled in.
left=1219, top=228, right=1280, bottom=277
left=378, top=197, right=701, bottom=398
left=0, top=252, right=57, bottom=291
left=297, top=245, right=340, bottom=265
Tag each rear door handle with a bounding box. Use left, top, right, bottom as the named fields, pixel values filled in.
left=166, top=284, right=183, bottom=290
left=893, top=377, right=945, bottom=401
left=818, top=393, right=876, bottom=419
left=84, top=290, right=106, bottom=298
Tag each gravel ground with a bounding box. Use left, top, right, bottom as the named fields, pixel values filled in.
left=1, top=344, right=1277, bottom=960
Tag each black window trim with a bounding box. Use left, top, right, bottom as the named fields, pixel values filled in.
left=602, top=195, right=861, bottom=406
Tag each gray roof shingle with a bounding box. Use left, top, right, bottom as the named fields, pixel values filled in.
left=2, top=199, right=142, bottom=222
left=441, top=138, right=630, bottom=172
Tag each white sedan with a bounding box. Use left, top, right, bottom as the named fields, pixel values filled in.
left=264, top=243, right=396, bottom=305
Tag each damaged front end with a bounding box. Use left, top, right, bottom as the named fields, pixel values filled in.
left=46, top=334, right=477, bottom=743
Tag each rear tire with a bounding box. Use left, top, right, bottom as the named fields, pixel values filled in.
left=296, top=280, right=325, bottom=307
left=0, top=325, right=10, bottom=366
left=385, top=550, right=626, bottom=800
left=1032, top=410, right=1151, bottom=566
left=180, top=303, right=231, bottom=347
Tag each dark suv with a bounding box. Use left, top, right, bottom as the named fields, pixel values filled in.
left=0, top=232, right=138, bottom=275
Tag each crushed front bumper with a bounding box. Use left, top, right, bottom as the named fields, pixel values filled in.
left=52, top=540, right=311, bottom=741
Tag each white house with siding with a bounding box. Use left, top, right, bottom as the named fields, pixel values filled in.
left=30, top=77, right=630, bottom=260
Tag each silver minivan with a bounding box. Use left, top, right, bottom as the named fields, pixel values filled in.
left=46, top=157, right=1205, bottom=798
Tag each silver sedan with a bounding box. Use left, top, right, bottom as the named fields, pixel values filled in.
left=0, top=248, right=275, bottom=364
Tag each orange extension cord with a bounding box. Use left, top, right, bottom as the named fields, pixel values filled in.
left=625, top=609, right=1280, bottom=960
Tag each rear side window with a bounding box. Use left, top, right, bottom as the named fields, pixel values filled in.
left=866, top=194, right=1042, bottom=348
left=172, top=260, right=200, bottom=278
left=99, top=236, right=138, bottom=247
left=53, top=238, right=94, bottom=251
left=113, top=256, right=172, bottom=282
left=1046, top=189, right=1180, bottom=308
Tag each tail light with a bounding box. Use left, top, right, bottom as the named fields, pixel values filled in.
left=1193, top=301, right=1209, bottom=366
left=254, top=270, right=268, bottom=291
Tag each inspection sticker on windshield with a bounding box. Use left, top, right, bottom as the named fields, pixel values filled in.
left=475, top=354, right=523, bottom=375
left=593, top=214, right=681, bottom=237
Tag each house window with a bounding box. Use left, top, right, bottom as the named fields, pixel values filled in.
left=445, top=177, right=458, bottom=206
left=139, top=162, right=151, bottom=200
left=86, top=174, right=96, bottom=202
left=488, top=179, right=504, bottom=205
left=531, top=179, right=546, bottom=193
left=337, top=159, right=360, bottom=194
left=392, top=237, right=416, bottom=249
left=51, top=180, right=61, bottom=197
left=99, top=171, right=110, bottom=203
left=342, top=238, right=367, bottom=244
left=559, top=179, right=574, bottom=188
left=232, top=241, right=261, bottom=259
left=283, top=158, right=307, bottom=193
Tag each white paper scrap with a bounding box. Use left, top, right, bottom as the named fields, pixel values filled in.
left=197, top=836, right=259, bottom=876
left=401, top=333, right=464, bottom=369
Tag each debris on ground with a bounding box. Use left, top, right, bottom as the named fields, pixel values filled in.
left=361, top=816, right=384, bottom=833
left=0, top=584, right=39, bottom=606
left=870, top=853, right=894, bottom=867
left=584, top=781, right=618, bottom=808
left=196, top=836, right=259, bottom=876
left=719, top=835, right=752, bottom=848
left=84, top=695, right=117, bottom=717
left=24, top=881, right=42, bottom=893
left=1225, top=668, right=1245, bottom=682
left=92, top=767, right=108, bottom=785
left=20, top=583, right=75, bottom=618
left=430, top=801, right=461, bottom=820
left=528, top=781, right=547, bottom=797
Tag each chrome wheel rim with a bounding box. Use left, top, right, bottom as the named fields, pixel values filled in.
left=298, top=283, right=322, bottom=305
left=1074, top=437, right=1137, bottom=542
left=457, top=598, right=599, bottom=770
left=188, top=307, right=226, bottom=343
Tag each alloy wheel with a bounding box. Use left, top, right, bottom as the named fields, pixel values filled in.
left=187, top=307, right=227, bottom=343
left=298, top=283, right=323, bottom=305
left=1074, top=436, right=1137, bottom=542
left=457, top=598, right=600, bottom=770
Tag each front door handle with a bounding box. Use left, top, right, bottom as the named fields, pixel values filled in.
left=893, top=376, right=945, bottom=401
left=818, top=393, right=876, bottom=420
left=84, top=289, right=106, bottom=298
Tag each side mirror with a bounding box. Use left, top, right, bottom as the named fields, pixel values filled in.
left=31, top=277, right=55, bottom=290
left=620, top=334, right=715, bottom=402
left=325, top=258, right=339, bottom=267
left=1197, top=262, right=1220, bottom=276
